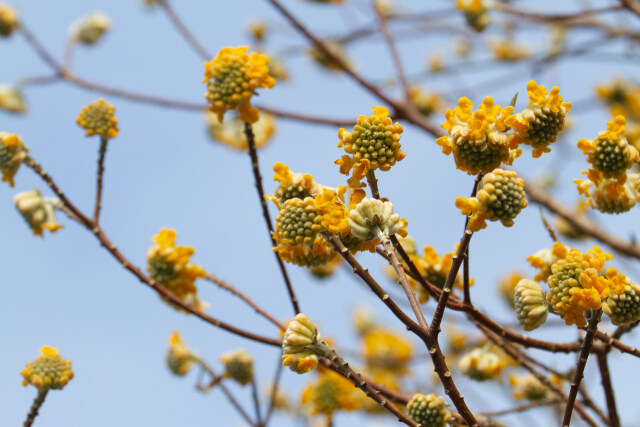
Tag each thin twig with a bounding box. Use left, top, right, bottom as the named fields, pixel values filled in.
left=23, top=389, right=49, bottom=427
left=93, top=136, right=109, bottom=223
left=244, top=122, right=300, bottom=315
left=596, top=352, right=620, bottom=427
left=157, top=0, right=212, bottom=60
left=562, top=310, right=602, bottom=427
left=262, top=359, right=283, bottom=426
left=479, top=399, right=560, bottom=417
left=251, top=377, right=263, bottom=426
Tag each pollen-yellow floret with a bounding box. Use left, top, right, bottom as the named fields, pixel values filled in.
left=577, top=115, right=639, bottom=183
left=272, top=162, right=321, bottom=203
left=203, top=46, right=275, bottom=123
left=455, top=168, right=527, bottom=231
left=167, top=331, right=199, bottom=376
left=575, top=172, right=640, bottom=214
left=514, top=279, right=548, bottom=331
left=0, top=132, right=28, bottom=187
left=602, top=268, right=640, bottom=325
left=505, top=80, right=572, bottom=158
left=206, top=111, right=275, bottom=150
left=527, top=241, right=569, bottom=282
left=282, top=313, right=322, bottom=374
left=0, top=3, right=18, bottom=37
left=21, top=346, right=73, bottom=390
left=220, top=349, right=254, bottom=386
left=406, top=393, right=452, bottom=427
left=437, top=97, right=520, bottom=175
left=0, top=84, right=26, bottom=114
left=76, top=99, right=119, bottom=139
left=459, top=345, right=506, bottom=381
left=301, top=368, right=361, bottom=421
left=547, top=246, right=612, bottom=327
left=337, top=106, right=405, bottom=177
left=146, top=228, right=208, bottom=312
left=457, top=0, right=489, bottom=32
left=14, top=189, right=63, bottom=236
left=361, top=328, right=413, bottom=373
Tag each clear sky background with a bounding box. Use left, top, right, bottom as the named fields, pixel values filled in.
left=2, top=0, right=640, bottom=426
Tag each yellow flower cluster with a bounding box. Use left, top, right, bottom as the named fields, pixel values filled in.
left=220, top=349, right=254, bottom=386
left=457, top=0, right=489, bottom=32
left=575, top=171, right=640, bottom=214
left=0, top=132, right=28, bottom=186
left=410, top=87, right=444, bottom=117
left=70, top=12, right=111, bottom=45
left=406, top=393, right=451, bottom=427
left=455, top=168, right=527, bottom=231
left=437, top=97, right=519, bottom=174
left=206, top=111, right=275, bottom=150
left=282, top=313, right=321, bottom=374
left=488, top=39, right=533, bottom=62
left=0, top=84, right=26, bottom=114
left=596, top=78, right=640, bottom=150
left=76, top=99, right=119, bottom=139
left=167, top=331, right=199, bottom=376
left=146, top=228, right=208, bottom=311
left=14, top=189, right=63, bottom=236
left=203, top=46, right=275, bottom=123
left=527, top=241, right=569, bottom=282
left=21, top=346, right=73, bottom=390
left=361, top=327, right=413, bottom=374
left=546, top=246, right=640, bottom=327
left=0, top=3, right=18, bottom=37
left=271, top=163, right=322, bottom=203
left=509, top=374, right=556, bottom=401
left=301, top=367, right=361, bottom=422
left=336, top=106, right=405, bottom=183
left=458, top=345, right=506, bottom=381
left=506, top=80, right=572, bottom=158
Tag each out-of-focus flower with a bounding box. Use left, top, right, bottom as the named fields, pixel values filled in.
left=428, top=53, right=446, bottom=73
left=459, top=345, right=506, bottom=381
left=555, top=203, right=589, bottom=240
left=167, top=331, right=199, bottom=376
left=410, top=87, right=445, bottom=117
left=514, top=279, right=548, bottom=331
left=527, top=241, right=569, bottom=282
left=301, top=368, right=361, bottom=421
left=489, top=39, right=532, bottom=62
left=0, top=3, right=19, bottom=37
left=0, top=84, right=26, bottom=113
left=309, top=256, right=341, bottom=279
left=14, top=189, right=63, bottom=236
left=510, top=374, right=555, bottom=401
left=220, top=349, right=254, bottom=386
left=21, top=346, right=73, bottom=390
left=0, top=132, right=28, bottom=186
left=247, top=20, right=267, bottom=43
left=575, top=172, right=640, bottom=214
left=282, top=313, right=322, bottom=374
left=203, top=46, right=275, bottom=123
left=455, top=168, right=527, bottom=231
left=206, top=111, right=275, bottom=150
left=70, top=12, right=111, bottom=45
left=406, top=393, right=451, bottom=427
left=309, top=41, right=349, bottom=72
left=506, top=80, right=571, bottom=158
left=147, top=228, right=208, bottom=311
left=361, top=327, right=413, bottom=373
left=352, top=306, right=377, bottom=336
left=437, top=97, right=520, bottom=175
left=76, top=99, right=119, bottom=139
left=457, top=0, right=489, bottom=32
left=499, top=272, right=525, bottom=308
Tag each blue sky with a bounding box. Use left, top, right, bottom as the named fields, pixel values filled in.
left=2, top=0, right=640, bottom=426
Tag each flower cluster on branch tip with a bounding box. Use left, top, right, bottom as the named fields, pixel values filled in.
left=203, top=46, right=275, bottom=124
left=14, top=189, right=63, bottom=236
left=282, top=313, right=323, bottom=374
left=514, top=279, right=548, bottom=331
left=457, top=0, right=489, bottom=32
left=220, top=349, right=254, bottom=386
left=70, top=11, right=111, bottom=45
left=167, top=331, right=200, bottom=376
left=301, top=367, right=361, bottom=422
left=146, top=228, right=208, bottom=312
left=76, top=99, right=119, bottom=139
left=406, top=393, right=452, bottom=427
left=0, top=84, right=26, bottom=114
left=0, top=132, right=28, bottom=187
left=458, top=344, right=507, bottom=381
left=21, top=346, right=73, bottom=391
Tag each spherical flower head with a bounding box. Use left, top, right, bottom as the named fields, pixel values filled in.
left=437, top=97, right=520, bottom=175
left=575, top=172, right=640, bottom=214
left=416, top=245, right=467, bottom=303
left=509, top=374, right=552, bottom=401
left=337, top=106, right=405, bottom=176
left=547, top=246, right=612, bottom=327
left=596, top=78, right=640, bottom=115
left=0, top=132, right=28, bottom=186
left=406, top=393, right=451, bottom=427
left=76, top=99, right=119, bottom=139
left=347, top=197, right=408, bottom=241
left=514, top=279, right=548, bottom=331
left=301, top=368, right=360, bottom=419
left=455, top=168, right=527, bottom=231
left=457, top=0, right=489, bottom=32
left=602, top=268, right=640, bottom=325
left=505, top=80, right=572, bottom=158
left=146, top=228, right=208, bottom=312
left=308, top=41, right=349, bottom=72
left=459, top=346, right=506, bottom=381
left=220, top=349, right=254, bottom=386
left=206, top=111, right=275, bottom=150
left=70, top=12, right=111, bottom=45
left=0, top=84, right=26, bottom=114
left=274, top=233, right=338, bottom=268
left=410, top=88, right=444, bottom=117
left=203, top=46, right=275, bottom=123
left=527, top=241, right=569, bottom=282
left=577, top=115, right=639, bottom=182
left=361, top=328, right=413, bottom=373
left=0, top=3, right=18, bottom=37
left=21, top=346, right=73, bottom=390
left=271, top=162, right=321, bottom=203
left=14, top=189, right=63, bottom=236
left=275, top=197, right=324, bottom=245
left=167, top=331, right=198, bottom=376
left=282, top=313, right=322, bottom=374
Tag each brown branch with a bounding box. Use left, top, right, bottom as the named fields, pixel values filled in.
left=19, top=24, right=62, bottom=72
left=24, top=156, right=281, bottom=347
left=494, top=3, right=624, bottom=23
left=244, top=122, right=300, bottom=315
left=23, top=389, right=49, bottom=427
left=198, top=362, right=256, bottom=426
left=479, top=399, right=560, bottom=417
left=93, top=136, right=109, bottom=223
left=596, top=352, right=621, bottom=427
left=250, top=377, right=263, bottom=426
left=562, top=310, right=602, bottom=427
left=157, top=0, right=212, bottom=60
left=262, top=359, right=283, bottom=426
left=204, top=273, right=285, bottom=331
